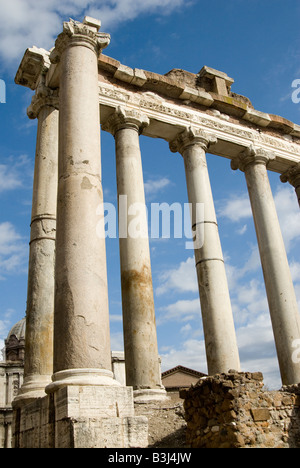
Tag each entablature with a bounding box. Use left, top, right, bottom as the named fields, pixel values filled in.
left=15, top=46, right=300, bottom=175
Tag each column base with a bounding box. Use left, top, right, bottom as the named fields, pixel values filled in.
left=133, top=388, right=169, bottom=403
left=13, top=384, right=148, bottom=448
left=45, top=368, right=121, bottom=394
left=13, top=375, right=51, bottom=407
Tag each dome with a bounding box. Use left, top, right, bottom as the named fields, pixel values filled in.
left=7, top=317, right=26, bottom=341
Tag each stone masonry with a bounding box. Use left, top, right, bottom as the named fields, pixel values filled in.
left=181, top=372, right=300, bottom=448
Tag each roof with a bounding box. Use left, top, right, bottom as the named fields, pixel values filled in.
left=6, top=318, right=26, bottom=342
left=162, top=365, right=206, bottom=379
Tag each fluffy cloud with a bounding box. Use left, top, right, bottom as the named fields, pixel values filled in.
left=155, top=256, right=198, bottom=296
left=144, top=177, right=171, bottom=199
left=0, top=222, right=28, bottom=279
left=0, top=154, right=31, bottom=194
left=0, top=0, right=188, bottom=66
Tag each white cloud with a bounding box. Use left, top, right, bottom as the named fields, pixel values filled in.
left=160, top=338, right=207, bottom=374
left=274, top=185, right=300, bottom=252
left=144, top=177, right=171, bottom=199
left=0, top=222, right=28, bottom=279
left=88, top=0, right=187, bottom=29
left=0, top=154, right=32, bottom=194
left=156, top=256, right=198, bottom=296
left=218, top=194, right=252, bottom=222
left=0, top=0, right=188, bottom=66
left=158, top=298, right=200, bottom=323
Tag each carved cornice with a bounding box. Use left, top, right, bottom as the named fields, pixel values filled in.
left=231, top=145, right=275, bottom=172
left=280, top=163, right=300, bottom=188
left=15, top=47, right=51, bottom=90
left=102, top=106, right=150, bottom=136
left=27, top=83, right=59, bottom=119
left=50, top=17, right=110, bottom=63
left=169, top=126, right=217, bottom=154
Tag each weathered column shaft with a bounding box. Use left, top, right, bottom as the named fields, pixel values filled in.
left=103, top=108, right=166, bottom=399
left=232, top=147, right=300, bottom=385
left=170, top=127, right=240, bottom=375
left=46, top=18, right=116, bottom=390
left=15, top=88, right=59, bottom=403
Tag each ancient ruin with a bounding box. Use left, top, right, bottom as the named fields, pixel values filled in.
left=11, top=17, right=300, bottom=448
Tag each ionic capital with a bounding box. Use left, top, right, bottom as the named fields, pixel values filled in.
left=169, top=127, right=217, bottom=155
left=27, top=83, right=59, bottom=119
left=280, top=163, right=300, bottom=189
left=231, top=145, right=275, bottom=172
left=50, top=17, right=110, bottom=63
left=102, top=107, right=150, bottom=136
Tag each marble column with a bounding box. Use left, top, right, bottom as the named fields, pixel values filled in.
left=280, top=163, right=300, bottom=207
left=14, top=85, right=59, bottom=403
left=232, top=146, right=300, bottom=385
left=45, top=18, right=117, bottom=391
left=103, top=107, right=167, bottom=401
left=170, top=127, right=241, bottom=375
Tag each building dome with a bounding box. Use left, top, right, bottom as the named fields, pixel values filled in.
left=7, top=317, right=26, bottom=341
left=5, top=317, right=26, bottom=362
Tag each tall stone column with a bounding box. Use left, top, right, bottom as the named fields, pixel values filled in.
left=170, top=127, right=240, bottom=375
left=103, top=107, right=167, bottom=401
left=14, top=84, right=59, bottom=403
left=280, top=163, right=300, bottom=207
left=232, top=146, right=300, bottom=385
left=45, top=18, right=117, bottom=391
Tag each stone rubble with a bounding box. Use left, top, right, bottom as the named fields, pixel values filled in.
left=180, top=371, right=300, bottom=448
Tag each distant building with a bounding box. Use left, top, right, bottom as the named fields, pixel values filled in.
left=162, top=365, right=206, bottom=395
left=0, top=318, right=25, bottom=448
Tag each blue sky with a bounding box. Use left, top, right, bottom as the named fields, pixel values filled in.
left=0, top=0, right=300, bottom=389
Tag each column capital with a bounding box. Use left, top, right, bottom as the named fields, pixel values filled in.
left=50, top=17, right=110, bottom=63
left=27, top=82, right=59, bottom=119
left=231, top=145, right=275, bottom=172
left=169, top=126, right=217, bottom=155
left=102, top=106, right=150, bottom=136
left=280, top=163, right=300, bottom=188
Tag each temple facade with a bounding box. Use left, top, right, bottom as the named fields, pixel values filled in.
left=9, top=16, right=300, bottom=448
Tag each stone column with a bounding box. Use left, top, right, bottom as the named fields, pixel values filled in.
left=170, top=127, right=240, bottom=375
left=232, top=146, right=300, bottom=385
left=14, top=84, right=59, bottom=403
left=45, top=18, right=117, bottom=391
left=103, top=107, right=167, bottom=401
left=280, top=163, right=300, bottom=207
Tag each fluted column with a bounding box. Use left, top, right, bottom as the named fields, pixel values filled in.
left=14, top=84, right=59, bottom=403
left=232, top=146, right=300, bottom=385
left=103, top=107, right=167, bottom=401
left=280, top=163, right=300, bottom=207
left=170, top=127, right=240, bottom=375
left=45, top=18, right=118, bottom=392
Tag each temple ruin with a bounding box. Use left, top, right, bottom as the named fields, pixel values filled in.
left=11, top=17, right=300, bottom=448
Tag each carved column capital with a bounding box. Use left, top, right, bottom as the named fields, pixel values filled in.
left=102, top=106, right=150, bottom=136
left=280, top=163, right=300, bottom=188
left=50, top=17, right=110, bottom=63
left=169, top=126, right=217, bottom=155
left=27, top=82, right=59, bottom=119
left=231, top=145, right=275, bottom=172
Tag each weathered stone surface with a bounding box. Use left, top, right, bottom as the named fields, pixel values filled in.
left=13, top=385, right=148, bottom=448
left=182, top=372, right=300, bottom=448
